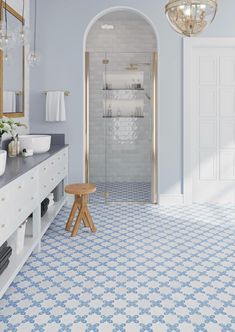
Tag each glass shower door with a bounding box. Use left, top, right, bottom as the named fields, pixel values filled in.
left=89, top=52, right=154, bottom=203
left=103, top=52, right=153, bottom=202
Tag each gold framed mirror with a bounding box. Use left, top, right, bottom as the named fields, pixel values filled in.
left=0, top=2, right=24, bottom=118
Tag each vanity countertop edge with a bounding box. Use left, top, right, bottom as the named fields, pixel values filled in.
left=0, top=144, right=69, bottom=190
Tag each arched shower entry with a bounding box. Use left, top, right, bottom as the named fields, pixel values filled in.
left=84, top=7, right=158, bottom=203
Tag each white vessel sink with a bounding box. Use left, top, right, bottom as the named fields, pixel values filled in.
left=19, top=135, right=51, bottom=154
left=0, top=150, right=7, bottom=176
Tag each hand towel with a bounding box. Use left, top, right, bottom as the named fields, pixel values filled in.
left=3, top=91, right=16, bottom=113
left=46, top=91, right=66, bottom=122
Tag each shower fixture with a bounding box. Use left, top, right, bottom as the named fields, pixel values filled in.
left=125, top=63, right=151, bottom=70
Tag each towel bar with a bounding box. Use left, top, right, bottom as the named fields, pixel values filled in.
left=43, top=91, right=70, bottom=96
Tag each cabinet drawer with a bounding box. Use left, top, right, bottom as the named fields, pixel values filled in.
left=39, top=149, right=68, bottom=200
left=14, top=169, right=38, bottom=200
left=0, top=169, right=38, bottom=245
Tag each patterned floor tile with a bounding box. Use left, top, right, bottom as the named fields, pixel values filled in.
left=90, top=182, right=151, bottom=203
left=0, top=203, right=234, bottom=332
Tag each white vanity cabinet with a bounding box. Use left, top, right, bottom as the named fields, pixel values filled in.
left=39, top=148, right=68, bottom=201
left=0, top=146, right=68, bottom=299
left=0, top=168, right=38, bottom=245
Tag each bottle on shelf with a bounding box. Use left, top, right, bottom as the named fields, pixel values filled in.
left=107, top=104, right=112, bottom=117
left=136, top=79, right=141, bottom=89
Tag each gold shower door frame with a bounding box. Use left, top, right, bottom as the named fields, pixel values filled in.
left=84, top=51, right=158, bottom=204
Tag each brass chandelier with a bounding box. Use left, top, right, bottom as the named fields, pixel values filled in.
left=165, top=0, right=218, bottom=37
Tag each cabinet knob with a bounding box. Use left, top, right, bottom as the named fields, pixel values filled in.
left=31, top=176, right=34, bottom=180
left=44, top=167, right=47, bottom=171
left=18, top=208, right=22, bottom=212
left=57, top=172, right=61, bottom=175
left=51, top=178, right=54, bottom=181
left=51, top=161, right=54, bottom=165
left=44, top=185, right=47, bottom=188
left=1, top=224, right=5, bottom=228
left=31, top=196, right=34, bottom=200
left=1, top=197, right=5, bottom=201
left=18, top=185, right=22, bottom=189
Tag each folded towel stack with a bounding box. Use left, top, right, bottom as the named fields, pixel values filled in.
left=0, top=241, right=12, bottom=275
left=47, top=193, right=55, bottom=207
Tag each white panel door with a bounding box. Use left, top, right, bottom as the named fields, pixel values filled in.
left=191, top=48, right=235, bottom=203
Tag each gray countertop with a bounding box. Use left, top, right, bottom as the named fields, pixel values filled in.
left=0, top=145, right=68, bottom=190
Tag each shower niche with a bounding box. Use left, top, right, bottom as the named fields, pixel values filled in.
left=103, top=71, right=145, bottom=118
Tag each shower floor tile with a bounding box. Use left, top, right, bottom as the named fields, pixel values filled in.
left=90, top=182, right=151, bottom=203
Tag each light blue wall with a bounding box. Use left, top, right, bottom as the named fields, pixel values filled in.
left=29, top=0, right=235, bottom=195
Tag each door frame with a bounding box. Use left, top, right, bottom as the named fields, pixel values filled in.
left=183, top=38, right=235, bottom=204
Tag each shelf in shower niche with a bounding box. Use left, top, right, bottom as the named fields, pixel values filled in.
left=103, top=88, right=144, bottom=91
left=103, top=115, right=144, bottom=118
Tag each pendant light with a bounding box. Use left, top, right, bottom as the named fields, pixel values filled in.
left=28, top=0, right=40, bottom=67
left=0, top=0, right=15, bottom=51
left=165, top=0, right=218, bottom=37
left=16, top=0, right=30, bottom=46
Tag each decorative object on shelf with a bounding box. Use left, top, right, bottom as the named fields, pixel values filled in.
left=16, top=0, right=30, bottom=46
left=165, top=0, right=218, bottom=37
left=0, top=0, right=16, bottom=52
left=28, top=0, right=40, bottom=67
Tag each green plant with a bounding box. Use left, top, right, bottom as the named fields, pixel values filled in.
left=0, top=117, right=27, bottom=138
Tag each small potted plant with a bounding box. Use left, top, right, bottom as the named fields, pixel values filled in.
left=0, top=117, right=26, bottom=150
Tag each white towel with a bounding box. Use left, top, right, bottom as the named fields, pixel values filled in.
left=46, top=91, right=66, bottom=122
left=3, top=91, right=16, bottom=113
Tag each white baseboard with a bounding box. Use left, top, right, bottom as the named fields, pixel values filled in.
left=159, top=194, right=184, bottom=205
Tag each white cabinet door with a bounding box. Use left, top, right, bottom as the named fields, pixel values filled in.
left=191, top=47, right=235, bottom=203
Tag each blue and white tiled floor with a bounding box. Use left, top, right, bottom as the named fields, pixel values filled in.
left=0, top=203, right=235, bottom=332
left=90, top=182, right=151, bottom=203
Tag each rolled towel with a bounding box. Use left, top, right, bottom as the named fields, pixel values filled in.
left=47, top=193, right=54, bottom=207
left=46, top=91, right=66, bottom=122
left=0, top=241, right=7, bottom=256
left=0, top=259, right=10, bottom=276
left=0, top=246, right=12, bottom=266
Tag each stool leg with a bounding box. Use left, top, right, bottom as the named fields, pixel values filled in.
left=83, top=194, right=96, bottom=233
left=85, top=209, right=97, bottom=233
left=71, top=208, right=84, bottom=237
left=65, top=198, right=78, bottom=231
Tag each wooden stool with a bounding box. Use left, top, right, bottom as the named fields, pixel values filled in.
left=65, top=183, right=97, bottom=237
